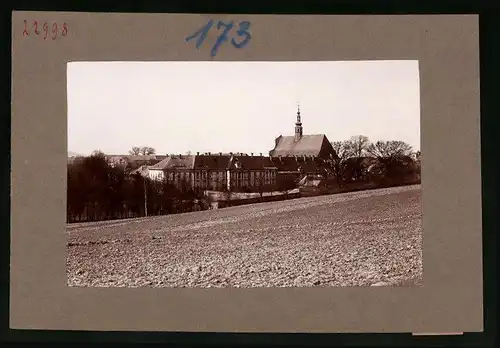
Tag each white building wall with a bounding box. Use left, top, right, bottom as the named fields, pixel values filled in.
left=148, top=169, right=164, bottom=181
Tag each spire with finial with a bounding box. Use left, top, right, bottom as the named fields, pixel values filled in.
left=294, top=101, right=303, bottom=141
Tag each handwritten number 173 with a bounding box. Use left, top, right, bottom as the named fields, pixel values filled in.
left=185, top=20, right=252, bottom=57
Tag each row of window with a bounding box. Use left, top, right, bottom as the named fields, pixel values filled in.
left=149, top=170, right=276, bottom=185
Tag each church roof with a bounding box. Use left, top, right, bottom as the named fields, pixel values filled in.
left=270, top=134, right=330, bottom=157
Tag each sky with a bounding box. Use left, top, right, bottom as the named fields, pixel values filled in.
left=67, top=60, right=420, bottom=156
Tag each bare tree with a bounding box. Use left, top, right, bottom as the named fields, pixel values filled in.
left=129, top=146, right=141, bottom=155
left=91, top=149, right=106, bottom=158
left=367, top=140, right=413, bottom=159
left=347, top=135, right=371, bottom=158
left=340, top=135, right=372, bottom=182
left=367, top=140, right=415, bottom=183
left=140, top=147, right=156, bottom=155
left=331, top=141, right=350, bottom=159
left=130, top=146, right=156, bottom=155
left=255, top=172, right=273, bottom=199
left=330, top=140, right=351, bottom=187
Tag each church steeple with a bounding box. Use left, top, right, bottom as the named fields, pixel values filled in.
left=295, top=102, right=303, bottom=141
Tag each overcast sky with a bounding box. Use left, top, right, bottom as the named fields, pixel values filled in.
left=67, top=60, right=420, bottom=156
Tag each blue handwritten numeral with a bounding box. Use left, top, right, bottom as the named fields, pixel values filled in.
left=185, top=19, right=214, bottom=50
left=231, top=21, right=252, bottom=49
left=211, top=21, right=234, bottom=57
left=185, top=19, right=252, bottom=57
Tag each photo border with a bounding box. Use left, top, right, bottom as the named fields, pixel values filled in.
left=9, top=9, right=485, bottom=335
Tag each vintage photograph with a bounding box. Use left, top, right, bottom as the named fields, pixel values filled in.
left=66, top=60, right=422, bottom=288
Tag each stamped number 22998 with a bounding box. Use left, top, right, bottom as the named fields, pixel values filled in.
left=23, top=20, right=68, bottom=40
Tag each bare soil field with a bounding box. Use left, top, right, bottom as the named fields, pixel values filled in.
left=67, top=185, right=423, bottom=288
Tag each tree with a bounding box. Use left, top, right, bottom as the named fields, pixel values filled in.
left=345, top=135, right=371, bottom=182
left=367, top=140, right=413, bottom=159
left=330, top=140, right=351, bottom=187
left=276, top=175, right=297, bottom=197
left=346, top=135, right=370, bottom=158
left=129, top=146, right=141, bottom=155
left=67, top=162, right=87, bottom=222
left=81, top=150, right=112, bottom=221
left=140, top=146, right=156, bottom=155
left=91, top=149, right=106, bottom=158
left=366, top=140, right=415, bottom=184
left=129, top=146, right=156, bottom=155
left=125, top=174, right=142, bottom=217
left=414, top=150, right=421, bottom=182
left=152, top=178, right=178, bottom=214
left=104, top=166, right=127, bottom=219
left=255, top=172, right=275, bottom=199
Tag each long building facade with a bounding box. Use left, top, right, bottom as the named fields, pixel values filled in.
left=147, top=153, right=279, bottom=191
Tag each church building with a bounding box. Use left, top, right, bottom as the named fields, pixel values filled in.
left=144, top=104, right=337, bottom=193
left=269, top=104, right=337, bottom=161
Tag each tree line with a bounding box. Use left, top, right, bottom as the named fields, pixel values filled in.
left=67, top=150, right=206, bottom=223
left=329, top=135, right=420, bottom=189
left=129, top=146, right=156, bottom=156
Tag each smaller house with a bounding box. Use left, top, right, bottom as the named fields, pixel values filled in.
left=297, top=173, right=327, bottom=188
left=105, top=154, right=165, bottom=170
left=129, top=165, right=150, bottom=177
left=297, top=173, right=329, bottom=196
left=68, top=151, right=84, bottom=165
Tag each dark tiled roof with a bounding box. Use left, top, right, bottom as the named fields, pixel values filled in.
left=269, top=134, right=331, bottom=157
left=149, top=155, right=196, bottom=170
left=149, top=154, right=280, bottom=171
left=229, top=155, right=277, bottom=170
left=126, top=155, right=158, bottom=161
left=105, top=154, right=161, bottom=162
left=194, top=154, right=232, bottom=170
